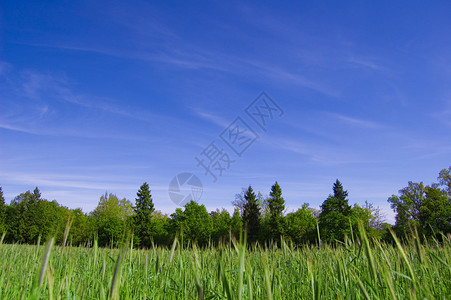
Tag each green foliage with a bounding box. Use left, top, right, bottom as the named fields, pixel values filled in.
left=0, top=186, right=4, bottom=206
left=97, top=215, right=124, bottom=247
left=350, top=203, right=382, bottom=239
left=267, top=181, right=286, bottom=241
left=91, top=193, right=134, bottom=247
left=438, top=166, right=451, bottom=196
left=3, top=188, right=72, bottom=244
left=259, top=213, right=272, bottom=243
left=150, top=210, right=171, bottom=246
left=170, top=201, right=212, bottom=246
left=285, top=203, right=317, bottom=244
left=1, top=164, right=450, bottom=248
left=230, top=208, right=242, bottom=238
left=36, top=200, right=69, bottom=243
left=419, top=186, right=451, bottom=235
left=319, top=180, right=352, bottom=242
left=6, top=188, right=42, bottom=243
left=134, top=182, right=155, bottom=248
left=388, top=181, right=426, bottom=236
left=210, top=208, right=231, bottom=244
left=92, top=192, right=134, bottom=220
left=69, top=208, right=91, bottom=246
left=387, top=177, right=451, bottom=239
left=242, top=186, right=261, bottom=244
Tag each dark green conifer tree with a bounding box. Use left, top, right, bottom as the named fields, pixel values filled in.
left=268, top=181, right=286, bottom=241
left=0, top=186, right=5, bottom=232
left=319, top=180, right=352, bottom=242
left=134, top=182, right=155, bottom=247
left=242, top=186, right=261, bottom=244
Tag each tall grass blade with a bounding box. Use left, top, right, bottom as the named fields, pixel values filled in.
left=0, top=231, right=5, bottom=245
left=355, top=276, right=371, bottom=300
left=109, top=251, right=123, bottom=300
left=238, top=231, right=246, bottom=300
left=62, top=216, right=73, bottom=250
left=38, top=237, right=54, bottom=287
left=170, top=236, right=178, bottom=263
left=358, top=222, right=377, bottom=282
left=389, top=229, right=417, bottom=291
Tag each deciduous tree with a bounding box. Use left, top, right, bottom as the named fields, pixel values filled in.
left=230, top=208, right=242, bottom=239
left=170, top=201, right=212, bottom=246
left=91, top=193, right=134, bottom=246
left=69, top=208, right=91, bottom=246
left=210, top=209, right=231, bottom=245
left=150, top=210, right=171, bottom=246
left=419, top=186, right=451, bottom=235
left=387, top=181, right=426, bottom=235
left=438, top=166, right=451, bottom=196
left=286, top=204, right=317, bottom=245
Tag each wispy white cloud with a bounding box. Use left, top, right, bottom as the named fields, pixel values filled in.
left=431, top=94, right=451, bottom=128
left=0, top=171, right=169, bottom=191
left=263, top=136, right=383, bottom=166
left=399, top=136, right=451, bottom=159
left=19, top=70, right=140, bottom=119
left=24, top=39, right=339, bottom=97
left=0, top=122, right=40, bottom=135
left=192, top=108, right=231, bottom=129
left=16, top=1, right=341, bottom=99
left=346, top=55, right=385, bottom=71
left=326, top=112, right=383, bottom=129
left=0, top=65, right=188, bottom=139
left=240, top=59, right=340, bottom=97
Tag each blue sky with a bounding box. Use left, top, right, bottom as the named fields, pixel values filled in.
left=1, top=1, right=451, bottom=223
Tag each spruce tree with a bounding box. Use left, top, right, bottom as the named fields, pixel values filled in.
left=268, top=181, right=285, bottom=241
left=32, top=187, right=41, bottom=201
left=319, top=179, right=352, bottom=242
left=242, top=186, right=261, bottom=244
left=0, top=186, right=5, bottom=232
left=134, top=182, right=155, bottom=247
left=332, top=180, right=351, bottom=214
left=0, top=186, right=4, bottom=207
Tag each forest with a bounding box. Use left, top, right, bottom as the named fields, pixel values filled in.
left=0, top=166, right=450, bottom=248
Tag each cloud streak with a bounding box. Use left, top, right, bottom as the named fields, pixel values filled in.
left=0, top=171, right=169, bottom=191
left=327, top=112, right=383, bottom=129
left=0, top=64, right=188, bottom=139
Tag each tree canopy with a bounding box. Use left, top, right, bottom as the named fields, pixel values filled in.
left=388, top=172, right=451, bottom=238
left=1, top=165, right=450, bottom=247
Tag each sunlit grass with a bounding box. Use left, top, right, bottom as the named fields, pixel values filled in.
left=0, top=232, right=450, bottom=299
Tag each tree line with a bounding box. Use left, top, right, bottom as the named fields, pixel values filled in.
left=0, top=166, right=450, bottom=248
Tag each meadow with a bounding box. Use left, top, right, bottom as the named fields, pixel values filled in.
left=0, top=229, right=450, bottom=299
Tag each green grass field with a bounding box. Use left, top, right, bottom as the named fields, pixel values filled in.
left=0, top=230, right=450, bottom=299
